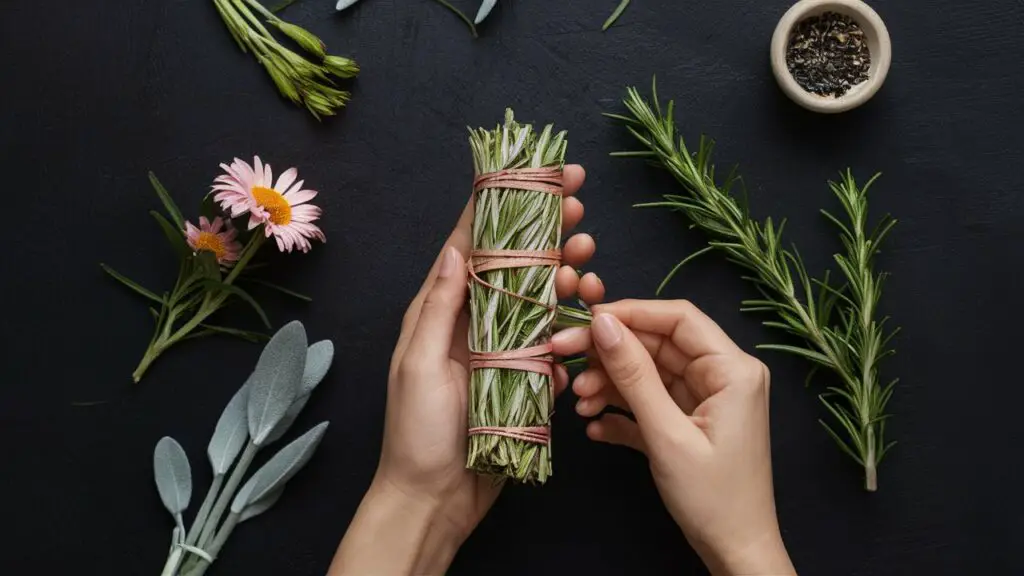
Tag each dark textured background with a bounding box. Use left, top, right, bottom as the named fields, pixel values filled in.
left=2, top=0, right=1022, bottom=574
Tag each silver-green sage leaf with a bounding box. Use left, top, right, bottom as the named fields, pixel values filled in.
left=153, top=437, right=192, bottom=516
left=238, top=487, right=285, bottom=522
left=336, top=0, right=362, bottom=10
left=263, top=340, right=334, bottom=444
left=247, top=321, right=307, bottom=445
left=474, top=0, right=497, bottom=24
left=231, top=422, right=329, bottom=513
left=208, top=383, right=250, bottom=475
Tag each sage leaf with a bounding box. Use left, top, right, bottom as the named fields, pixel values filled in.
left=263, top=341, right=334, bottom=444
left=231, top=422, right=329, bottom=513
left=247, top=321, right=307, bottom=445
left=474, top=0, right=496, bottom=24
left=301, top=340, right=334, bottom=396
left=153, top=437, right=192, bottom=516
left=149, top=172, right=185, bottom=229
left=208, top=383, right=250, bottom=475
left=238, top=487, right=285, bottom=522
left=336, top=0, right=362, bottom=10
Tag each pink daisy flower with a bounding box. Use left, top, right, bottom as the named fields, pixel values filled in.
left=211, top=156, right=326, bottom=253
left=184, top=216, right=242, bottom=267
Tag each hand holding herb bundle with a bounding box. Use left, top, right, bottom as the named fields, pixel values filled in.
left=155, top=321, right=333, bottom=576
left=609, top=81, right=899, bottom=491
left=101, top=156, right=325, bottom=382
left=214, top=0, right=358, bottom=118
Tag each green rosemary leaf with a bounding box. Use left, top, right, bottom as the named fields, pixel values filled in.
left=151, top=210, right=190, bottom=261
left=203, top=280, right=271, bottom=328
left=149, top=172, right=185, bottom=230
left=602, top=0, right=631, bottom=31
left=243, top=278, right=312, bottom=301
left=100, top=264, right=164, bottom=304
left=199, top=323, right=269, bottom=342
left=656, top=245, right=714, bottom=295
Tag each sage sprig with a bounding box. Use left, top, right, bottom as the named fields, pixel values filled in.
left=157, top=321, right=333, bottom=576
left=214, top=0, right=359, bottom=118
left=610, top=80, right=899, bottom=491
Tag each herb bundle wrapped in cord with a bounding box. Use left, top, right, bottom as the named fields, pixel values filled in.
left=610, top=82, right=899, bottom=491
left=465, top=110, right=567, bottom=483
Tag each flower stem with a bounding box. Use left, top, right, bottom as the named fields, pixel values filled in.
left=132, top=340, right=165, bottom=383
left=197, top=442, right=258, bottom=549
left=160, top=547, right=184, bottom=576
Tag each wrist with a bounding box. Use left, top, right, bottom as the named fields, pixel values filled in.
left=699, top=529, right=796, bottom=576
left=330, top=478, right=461, bottom=575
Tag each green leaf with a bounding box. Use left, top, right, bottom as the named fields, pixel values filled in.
left=602, top=0, right=631, bottom=31
left=656, top=245, right=714, bottom=295
left=149, top=172, right=184, bottom=230
left=246, top=321, right=308, bottom=445
left=208, top=384, right=250, bottom=475
left=202, top=280, right=270, bottom=328
left=757, top=343, right=833, bottom=367
left=151, top=210, right=189, bottom=261
left=100, top=263, right=164, bottom=304
left=231, top=421, right=329, bottom=513
left=433, top=0, right=478, bottom=37
left=243, top=278, right=312, bottom=302
left=199, top=324, right=269, bottom=343
left=153, top=437, right=192, bottom=516
left=195, top=251, right=221, bottom=281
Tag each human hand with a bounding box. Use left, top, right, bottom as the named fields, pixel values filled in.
left=552, top=300, right=795, bottom=576
left=330, top=165, right=604, bottom=575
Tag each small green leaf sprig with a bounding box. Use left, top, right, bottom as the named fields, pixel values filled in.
left=101, top=164, right=320, bottom=383
left=155, top=321, right=333, bottom=576
left=610, top=80, right=900, bottom=491
left=214, top=0, right=359, bottom=118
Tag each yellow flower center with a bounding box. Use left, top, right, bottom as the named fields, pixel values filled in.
left=252, top=186, right=292, bottom=225
left=193, top=231, right=228, bottom=261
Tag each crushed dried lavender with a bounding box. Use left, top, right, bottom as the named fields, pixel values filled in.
left=786, top=11, right=871, bottom=97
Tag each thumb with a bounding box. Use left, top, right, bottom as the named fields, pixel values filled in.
left=590, top=313, right=699, bottom=442
left=406, top=247, right=467, bottom=362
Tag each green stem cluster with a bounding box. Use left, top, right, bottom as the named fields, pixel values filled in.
left=611, top=81, right=899, bottom=491
left=131, top=234, right=267, bottom=383
left=213, top=0, right=359, bottom=118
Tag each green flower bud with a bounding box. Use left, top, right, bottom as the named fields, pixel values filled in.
left=275, top=21, right=326, bottom=60
left=324, top=55, right=360, bottom=79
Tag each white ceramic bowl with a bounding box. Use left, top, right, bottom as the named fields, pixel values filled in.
left=770, top=0, right=892, bottom=113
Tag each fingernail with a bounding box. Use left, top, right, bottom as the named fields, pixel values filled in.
left=592, top=313, right=622, bottom=349
left=576, top=398, right=590, bottom=414
left=438, top=247, right=456, bottom=279
left=551, top=327, right=585, bottom=345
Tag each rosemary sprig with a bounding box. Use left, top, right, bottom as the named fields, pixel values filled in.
left=466, top=109, right=567, bottom=483
left=603, top=0, right=631, bottom=31
left=610, top=80, right=899, bottom=491
left=213, top=0, right=359, bottom=118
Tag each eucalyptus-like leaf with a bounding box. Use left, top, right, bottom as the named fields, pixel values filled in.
left=208, top=383, right=250, bottom=475
left=474, top=0, right=497, bottom=24
left=247, top=321, right=308, bottom=445
left=238, top=487, right=285, bottom=523
left=153, top=437, right=192, bottom=516
left=231, top=422, right=329, bottom=513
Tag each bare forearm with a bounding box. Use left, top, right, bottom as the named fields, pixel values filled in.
left=329, top=480, right=459, bottom=575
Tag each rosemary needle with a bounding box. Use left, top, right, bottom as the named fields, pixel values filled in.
left=603, top=0, right=631, bottom=31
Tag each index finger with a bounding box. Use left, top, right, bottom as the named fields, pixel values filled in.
left=591, top=299, right=742, bottom=361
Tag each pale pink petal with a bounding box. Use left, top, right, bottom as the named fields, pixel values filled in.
left=184, top=221, right=200, bottom=241
left=275, top=167, right=298, bottom=193
left=248, top=214, right=263, bottom=230
left=253, top=156, right=265, bottom=187
left=264, top=163, right=273, bottom=188
left=283, top=179, right=305, bottom=198
left=284, top=189, right=317, bottom=206
left=198, top=216, right=211, bottom=230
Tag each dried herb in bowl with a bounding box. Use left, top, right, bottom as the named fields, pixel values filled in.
left=786, top=11, right=871, bottom=97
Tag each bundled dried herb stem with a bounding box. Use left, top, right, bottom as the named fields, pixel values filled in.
left=466, top=110, right=567, bottom=483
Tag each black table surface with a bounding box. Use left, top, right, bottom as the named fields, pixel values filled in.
left=3, top=0, right=1022, bottom=574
